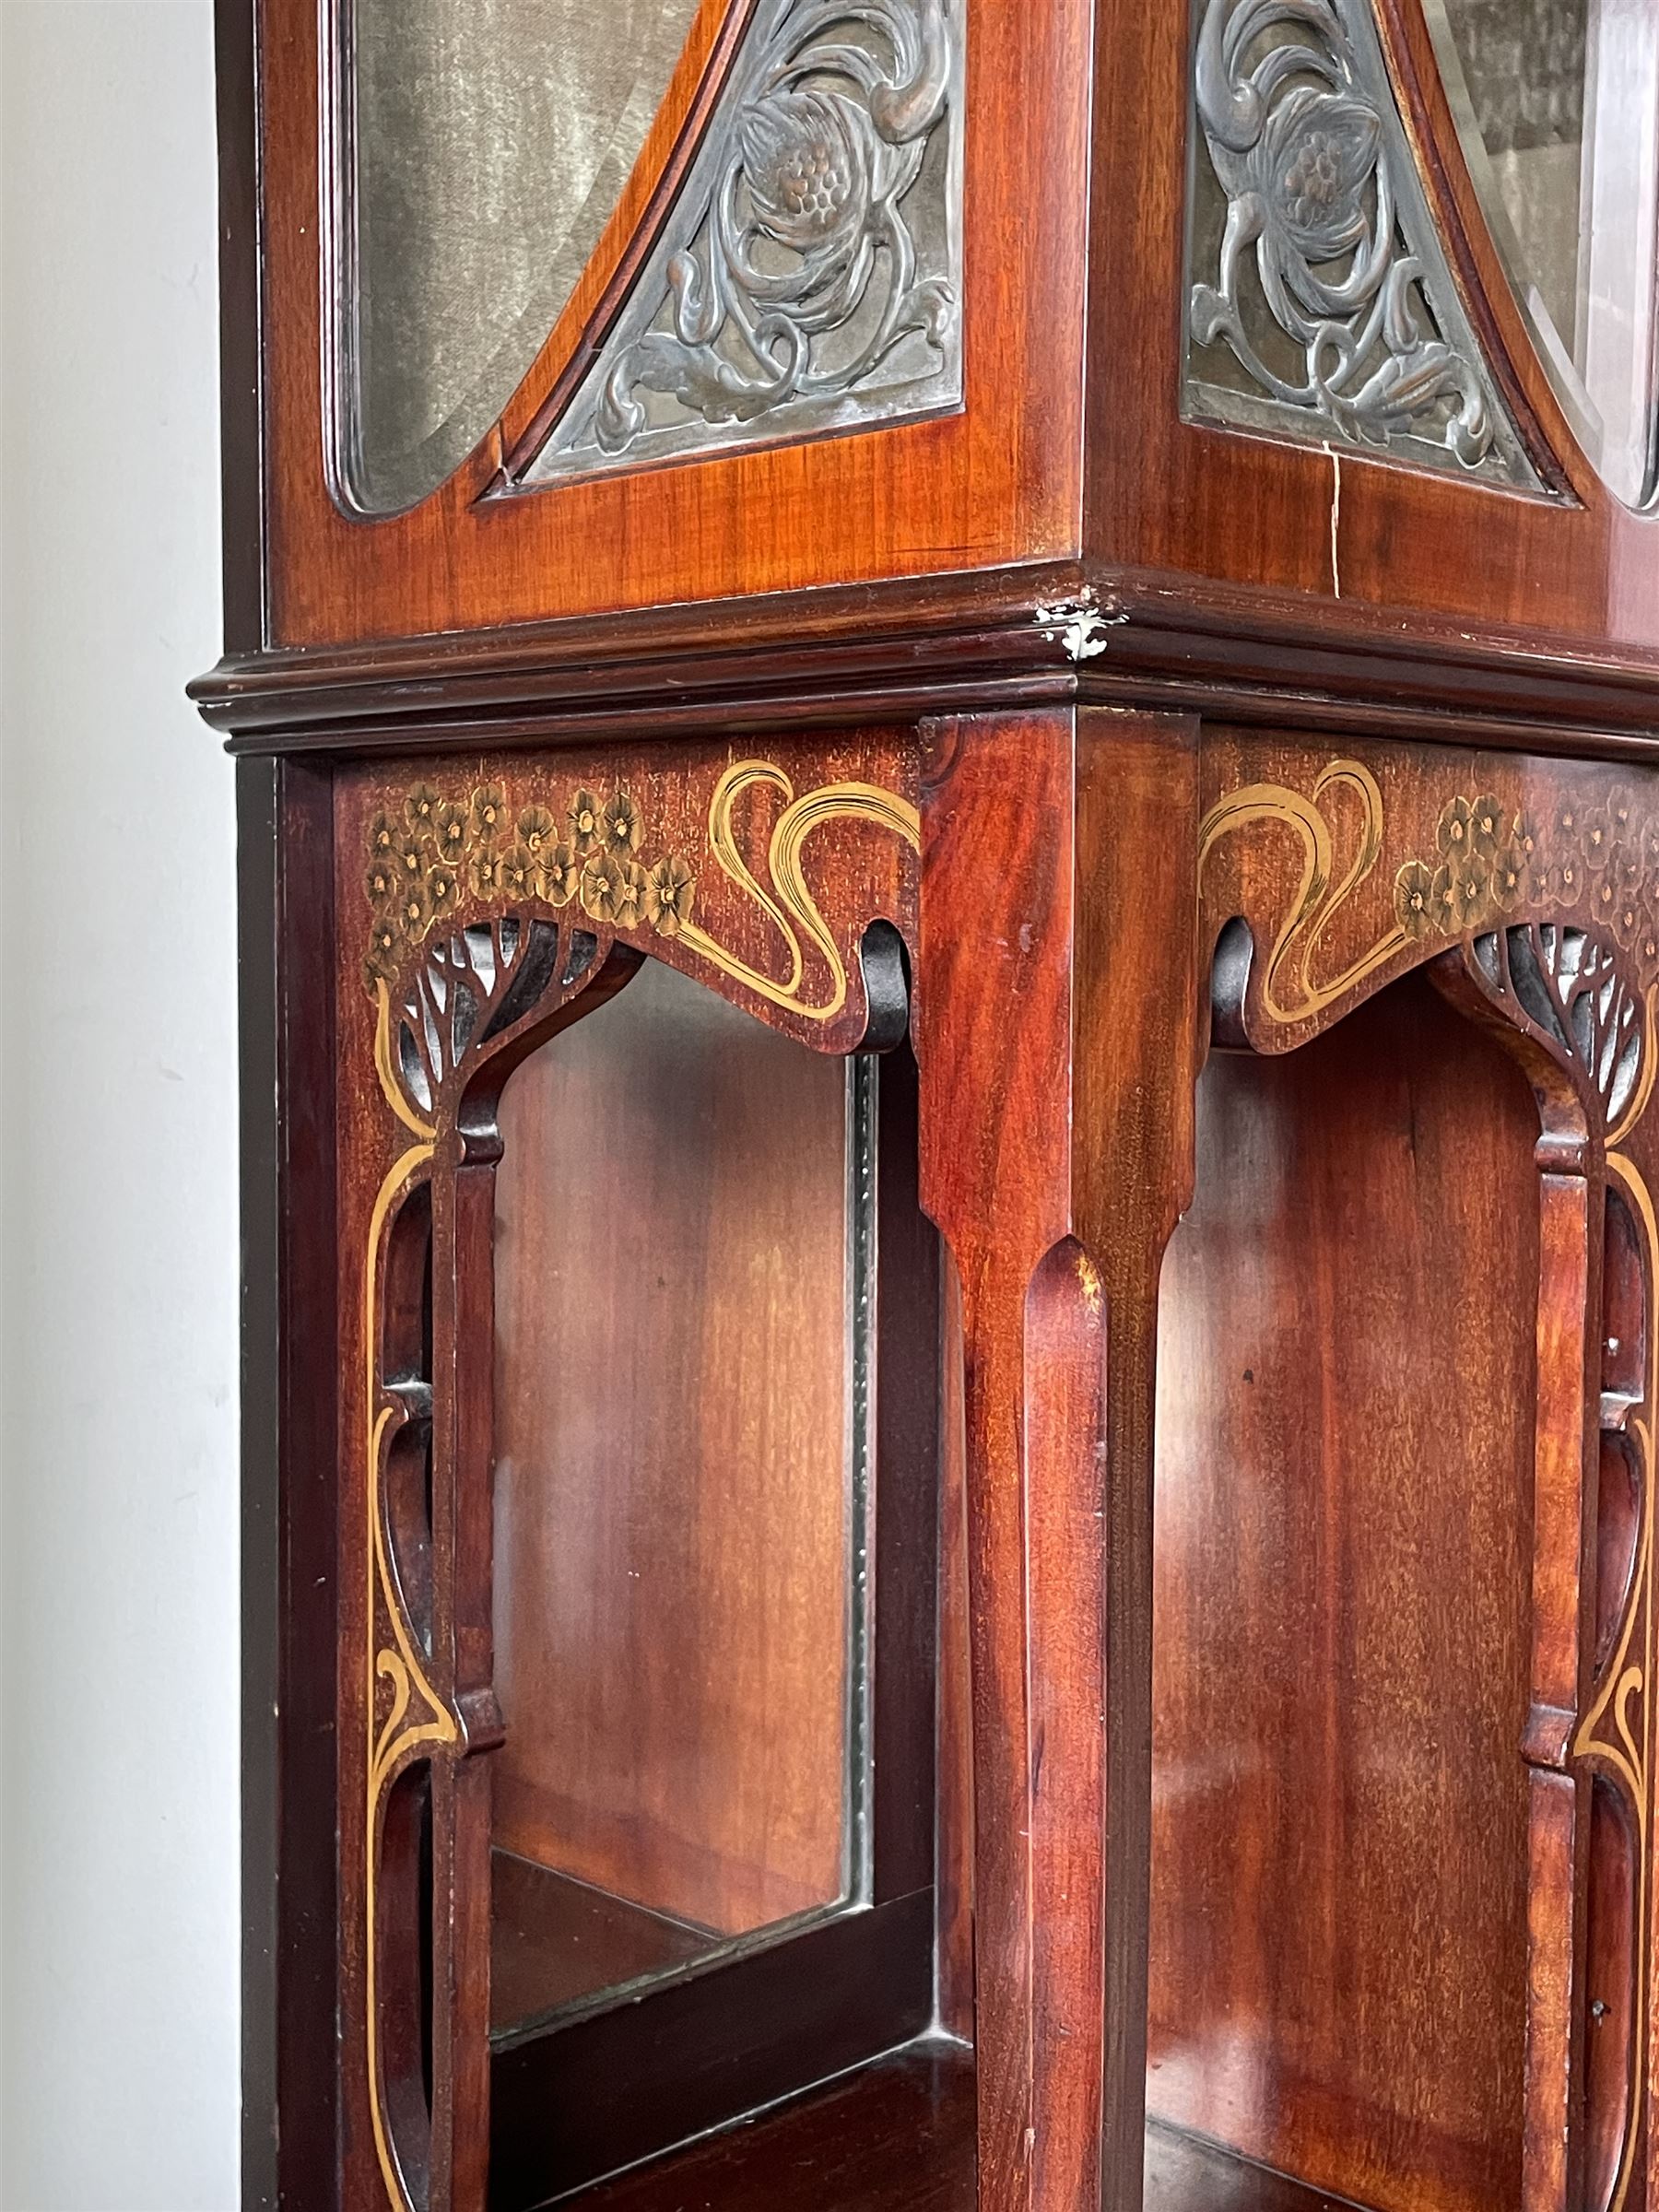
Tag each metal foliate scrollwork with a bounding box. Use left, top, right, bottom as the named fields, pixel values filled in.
left=518, top=0, right=962, bottom=482
left=1186, top=0, right=1536, bottom=483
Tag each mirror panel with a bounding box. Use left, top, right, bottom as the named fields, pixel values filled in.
left=488, top=958, right=872, bottom=2036
left=1427, top=0, right=1659, bottom=503
left=342, top=0, right=705, bottom=513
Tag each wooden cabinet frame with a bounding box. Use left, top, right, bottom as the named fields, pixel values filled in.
left=207, top=0, right=1659, bottom=2206
left=238, top=710, right=1659, bottom=2207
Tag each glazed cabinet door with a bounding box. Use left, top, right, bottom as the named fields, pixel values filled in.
left=232, top=0, right=1102, bottom=650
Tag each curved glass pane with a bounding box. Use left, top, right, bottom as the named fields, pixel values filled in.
left=1426, top=0, right=1659, bottom=503
left=345, top=0, right=704, bottom=514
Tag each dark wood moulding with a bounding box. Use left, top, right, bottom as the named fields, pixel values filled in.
left=196, top=564, right=1659, bottom=768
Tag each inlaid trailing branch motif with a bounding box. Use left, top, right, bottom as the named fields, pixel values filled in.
left=1201, top=762, right=1659, bottom=1049
left=357, top=756, right=918, bottom=2211
left=363, top=1135, right=440, bottom=2212
left=366, top=760, right=921, bottom=1029
left=364, top=778, right=691, bottom=991
left=362, top=900, right=620, bottom=2212
left=521, top=0, right=961, bottom=479
left=1188, top=0, right=1528, bottom=477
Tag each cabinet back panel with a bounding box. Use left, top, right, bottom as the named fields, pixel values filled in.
left=491, top=956, right=853, bottom=1941
left=1149, top=974, right=1539, bottom=2212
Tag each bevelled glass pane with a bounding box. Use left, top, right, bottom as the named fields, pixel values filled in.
left=345, top=0, right=704, bottom=514
left=1427, top=0, right=1659, bottom=503
left=488, top=959, right=872, bottom=2036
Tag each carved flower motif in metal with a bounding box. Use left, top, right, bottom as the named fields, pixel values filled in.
left=593, top=0, right=955, bottom=451
left=513, top=0, right=959, bottom=481
left=1188, top=0, right=1523, bottom=474
left=741, top=88, right=873, bottom=253
left=1253, top=88, right=1379, bottom=258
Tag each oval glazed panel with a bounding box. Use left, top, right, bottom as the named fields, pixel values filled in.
left=344, top=0, right=707, bottom=514
left=1425, top=0, right=1659, bottom=505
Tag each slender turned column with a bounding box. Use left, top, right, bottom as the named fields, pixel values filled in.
left=916, top=707, right=1200, bottom=2212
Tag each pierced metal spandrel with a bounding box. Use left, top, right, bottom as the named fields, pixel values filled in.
left=513, top=0, right=963, bottom=486
left=1184, top=0, right=1539, bottom=486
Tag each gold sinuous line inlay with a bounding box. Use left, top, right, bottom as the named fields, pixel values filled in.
left=1581, top=1149, right=1655, bottom=2212
left=363, top=1021, right=444, bottom=2212
left=1198, top=760, right=1659, bottom=1028
left=365, top=759, right=921, bottom=1029
left=1202, top=760, right=1658, bottom=2210
left=360, top=762, right=919, bottom=2210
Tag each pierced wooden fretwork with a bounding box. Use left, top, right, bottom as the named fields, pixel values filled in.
left=363, top=907, right=640, bottom=2212
left=1465, top=922, right=1647, bottom=1133
left=355, top=748, right=920, bottom=2212
left=1200, top=762, right=1659, bottom=1058
left=382, top=915, right=602, bottom=1121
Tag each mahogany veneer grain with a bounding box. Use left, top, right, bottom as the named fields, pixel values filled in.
left=563, top=2041, right=976, bottom=2212
left=491, top=958, right=853, bottom=1939
left=1150, top=975, right=1539, bottom=2212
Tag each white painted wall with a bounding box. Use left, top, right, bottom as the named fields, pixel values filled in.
left=0, top=6, right=240, bottom=2206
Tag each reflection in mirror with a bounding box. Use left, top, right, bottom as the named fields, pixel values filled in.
left=1427, top=0, right=1659, bottom=503
left=342, top=0, right=705, bottom=513
left=488, top=959, right=873, bottom=2036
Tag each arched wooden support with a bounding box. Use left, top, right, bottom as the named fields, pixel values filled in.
left=342, top=741, right=926, bottom=2212
left=1197, top=741, right=1659, bottom=2212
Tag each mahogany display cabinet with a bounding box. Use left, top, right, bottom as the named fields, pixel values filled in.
left=194, top=0, right=1659, bottom=2206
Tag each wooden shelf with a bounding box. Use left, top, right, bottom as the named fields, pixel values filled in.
left=1145, top=2121, right=1371, bottom=2212
left=563, top=2041, right=975, bottom=2212
left=548, top=2044, right=1372, bottom=2212
left=490, top=1851, right=714, bottom=2035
